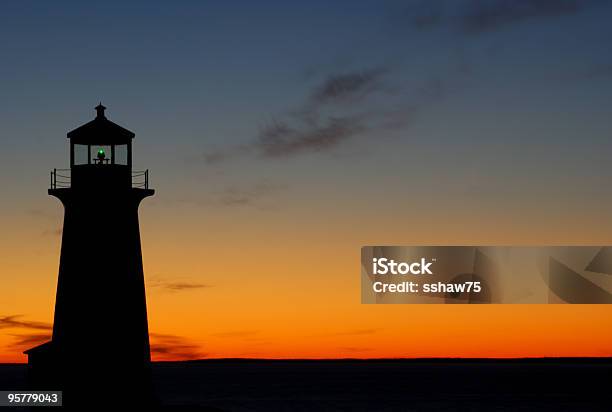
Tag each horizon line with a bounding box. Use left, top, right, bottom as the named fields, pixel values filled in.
left=3, top=356, right=612, bottom=366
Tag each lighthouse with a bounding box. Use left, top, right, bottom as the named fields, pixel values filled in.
left=25, top=104, right=155, bottom=405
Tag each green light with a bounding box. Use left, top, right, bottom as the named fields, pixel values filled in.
left=98, top=149, right=105, bottom=155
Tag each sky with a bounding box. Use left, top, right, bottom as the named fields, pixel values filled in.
left=1, top=0, right=612, bottom=362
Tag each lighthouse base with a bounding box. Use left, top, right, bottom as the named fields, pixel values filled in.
left=25, top=340, right=157, bottom=408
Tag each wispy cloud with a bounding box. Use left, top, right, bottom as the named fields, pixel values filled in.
left=149, top=333, right=205, bottom=360
left=202, top=55, right=475, bottom=166
left=0, top=315, right=52, bottom=352
left=0, top=315, right=52, bottom=331
left=6, top=333, right=51, bottom=351
left=0, top=314, right=204, bottom=360
left=339, top=346, right=373, bottom=353
left=203, top=67, right=390, bottom=163
left=309, top=68, right=387, bottom=105
left=256, top=116, right=366, bottom=158
left=407, top=0, right=603, bottom=35
left=148, top=277, right=212, bottom=292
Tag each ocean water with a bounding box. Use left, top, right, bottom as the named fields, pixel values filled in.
left=1, top=359, right=610, bottom=411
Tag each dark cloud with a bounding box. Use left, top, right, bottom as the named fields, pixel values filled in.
left=202, top=53, right=469, bottom=164
left=0, top=315, right=52, bottom=352
left=204, top=116, right=365, bottom=162
left=463, top=0, right=586, bottom=33
left=158, top=282, right=211, bottom=291
left=408, top=0, right=602, bottom=35
left=339, top=347, right=373, bottom=353
left=256, top=116, right=365, bottom=158
left=310, top=68, right=387, bottom=105
left=149, top=333, right=205, bottom=360
left=0, top=315, right=52, bottom=331
left=203, top=67, right=388, bottom=162
left=148, top=278, right=212, bottom=292
left=6, top=333, right=51, bottom=350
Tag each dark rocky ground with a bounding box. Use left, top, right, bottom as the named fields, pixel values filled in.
left=1, top=358, right=610, bottom=411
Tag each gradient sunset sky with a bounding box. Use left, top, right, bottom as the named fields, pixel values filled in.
left=2, top=1, right=612, bottom=362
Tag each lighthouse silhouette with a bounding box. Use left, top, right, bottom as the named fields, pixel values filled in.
left=24, top=104, right=155, bottom=406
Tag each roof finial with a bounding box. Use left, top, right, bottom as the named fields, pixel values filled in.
left=95, top=102, right=107, bottom=119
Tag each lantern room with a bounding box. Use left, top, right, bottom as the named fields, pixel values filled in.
left=68, top=103, right=134, bottom=168
left=52, top=103, right=149, bottom=191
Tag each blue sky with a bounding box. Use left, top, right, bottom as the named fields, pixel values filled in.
left=2, top=0, right=612, bottom=218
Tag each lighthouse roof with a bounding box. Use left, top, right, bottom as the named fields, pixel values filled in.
left=67, top=103, right=135, bottom=145
left=24, top=340, right=54, bottom=355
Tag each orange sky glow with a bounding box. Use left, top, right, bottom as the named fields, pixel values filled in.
left=2, top=197, right=612, bottom=363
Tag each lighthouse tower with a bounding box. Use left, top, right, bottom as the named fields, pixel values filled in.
left=25, top=104, right=155, bottom=405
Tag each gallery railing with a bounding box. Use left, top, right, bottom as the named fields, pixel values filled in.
left=50, top=168, right=150, bottom=190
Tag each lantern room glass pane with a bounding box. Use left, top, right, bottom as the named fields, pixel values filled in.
left=91, top=145, right=112, bottom=164
left=114, top=144, right=128, bottom=165
left=74, top=144, right=89, bottom=165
